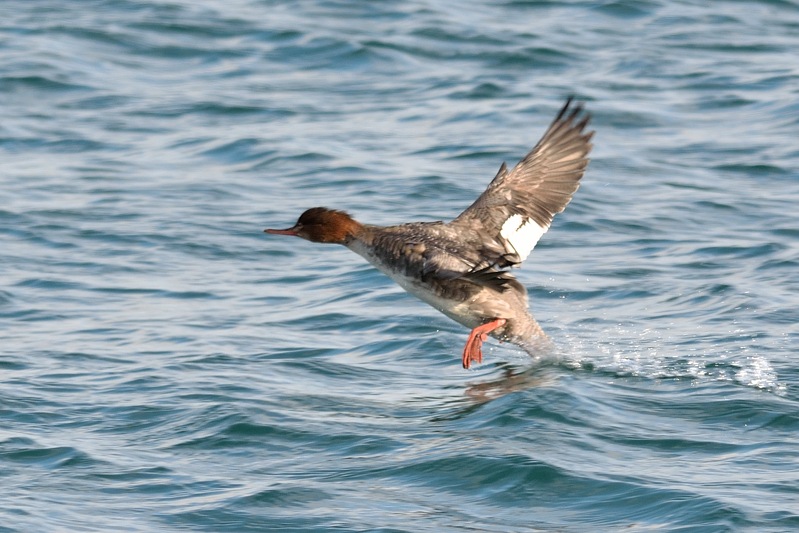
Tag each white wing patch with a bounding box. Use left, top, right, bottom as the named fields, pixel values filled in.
left=499, top=214, right=547, bottom=262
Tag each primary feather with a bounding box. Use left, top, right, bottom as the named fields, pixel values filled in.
left=453, top=97, right=593, bottom=270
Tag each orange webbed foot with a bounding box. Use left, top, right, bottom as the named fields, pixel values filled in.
left=461, top=318, right=507, bottom=369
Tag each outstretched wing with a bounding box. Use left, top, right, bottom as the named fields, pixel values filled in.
left=452, top=97, right=593, bottom=269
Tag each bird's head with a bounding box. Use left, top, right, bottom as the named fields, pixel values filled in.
left=265, top=207, right=361, bottom=244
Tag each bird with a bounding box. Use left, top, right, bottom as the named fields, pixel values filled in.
left=265, top=97, right=593, bottom=369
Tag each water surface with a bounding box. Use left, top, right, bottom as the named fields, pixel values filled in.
left=1, top=1, right=798, bottom=531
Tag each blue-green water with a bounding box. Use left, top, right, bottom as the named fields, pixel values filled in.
left=2, top=1, right=798, bottom=531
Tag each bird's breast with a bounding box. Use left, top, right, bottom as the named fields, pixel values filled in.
left=347, top=239, right=484, bottom=329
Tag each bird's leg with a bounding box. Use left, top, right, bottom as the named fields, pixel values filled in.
left=461, top=318, right=507, bottom=369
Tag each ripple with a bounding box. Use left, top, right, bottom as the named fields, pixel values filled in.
left=2, top=0, right=799, bottom=531
left=0, top=75, right=91, bottom=92
left=0, top=439, right=95, bottom=470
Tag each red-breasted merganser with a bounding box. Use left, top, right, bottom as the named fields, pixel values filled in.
left=266, top=98, right=593, bottom=369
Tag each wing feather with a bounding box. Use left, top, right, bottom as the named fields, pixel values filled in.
left=452, top=97, right=593, bottom=266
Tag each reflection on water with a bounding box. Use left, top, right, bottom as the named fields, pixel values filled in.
left=465, top=363, right=557, bottom=403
